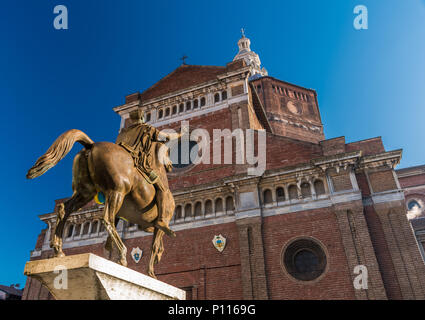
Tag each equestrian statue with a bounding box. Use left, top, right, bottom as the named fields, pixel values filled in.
left=26, top=109, right=186, bottom=278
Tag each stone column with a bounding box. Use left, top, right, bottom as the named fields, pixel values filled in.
left=374, top=201, right=425, bottom=299
left=236, top=216, right=268, bottom=300
left=334, top=202, right=387, bottom=300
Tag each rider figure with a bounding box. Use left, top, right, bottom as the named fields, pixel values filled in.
left=116, top=109, right=182, bottom=237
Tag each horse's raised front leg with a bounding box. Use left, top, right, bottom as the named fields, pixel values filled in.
left=51, top=192, right=92, bottom=257
left=102, top=191, right=127, bottom=267
left=148, top=228, right=165, bottom=278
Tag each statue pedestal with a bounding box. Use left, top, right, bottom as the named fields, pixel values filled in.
left=24, top=253, right=186, bottom=300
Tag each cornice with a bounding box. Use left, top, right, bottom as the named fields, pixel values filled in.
left=113, top=67, right=251, bottom=115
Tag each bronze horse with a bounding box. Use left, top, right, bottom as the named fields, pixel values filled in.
left=27, top=129, right=177, bottom=278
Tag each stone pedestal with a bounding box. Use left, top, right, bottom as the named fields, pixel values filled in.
left=24, top=253, right=185, bottom=300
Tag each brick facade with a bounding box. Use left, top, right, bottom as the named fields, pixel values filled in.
left=23, top=35, right=425, bottom=300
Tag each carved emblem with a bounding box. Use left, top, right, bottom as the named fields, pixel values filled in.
left=212, top=234, right=226, bottom=252
left=131, top=247, right=143, bottom=263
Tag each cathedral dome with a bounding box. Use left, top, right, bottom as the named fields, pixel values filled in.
left=233, top=29, right=267, bottom=78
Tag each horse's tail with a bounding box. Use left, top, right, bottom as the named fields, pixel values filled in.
left=26, top=129, right=94, bottom=179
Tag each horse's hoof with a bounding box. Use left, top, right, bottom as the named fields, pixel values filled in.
left=54, top=251, right=65, bottom=258
left=148, top=271, right=157, bottom=279
left=168, top=230, right=176, bottom=238
left=155, top=223, right=176, bottom=237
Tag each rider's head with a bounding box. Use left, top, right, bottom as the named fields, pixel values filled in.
left=129, top=109, right=145, bottom=124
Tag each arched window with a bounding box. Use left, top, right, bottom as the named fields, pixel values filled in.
left=179, top=103, right=184, bottom=113
left=301, top=183, right=311, bottom=198
left=221, top=91, right=227, bottom=100
left=214, top=93, right=220, bottom=103
left=184, top=203, right=192, bottom=218
left=172, top=105, right=177, bottom=115
left=158, top=109, right=163, bottom=119
left=205, top=200, right=213, bottom=215
left=193, top=99, right=199, bottom=109
left=91, top=220, right=99, bottom=234
left=407, top=200, right=423, bottom=220
left=66, top=224, right=74, bottom=238
left=82, top=222, right=90, bottom=235
left=146, top=113, right=151, bottom=122
left=263, top=189, right=273, bottom=204
left=175, top=205, right=182, bottom=220
left=314, top=180, right=326, bottom=196
left=276, top=187, right=285, bottom=202
left=215, top=198, right=223, bottom=213
left=225, top=196, right=234, bottom=212
left=288, top=185, right=298, bottom=200
left=74, top=224, right=81, bottom=237
left=99, top=222, right=105, bottom=233
left=200, top=97, right=206, bottom=106
left=165, top=107, right=170, bottom=117
left=186, top=101, right=192, bottom=111
left=408, top=200, right=421, bottom=211
left=194, top=202, right=202, bottom=217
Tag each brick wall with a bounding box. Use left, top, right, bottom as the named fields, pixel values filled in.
left=398, top=173, right=425, bottom=188
left=345, top=137, right=385, bottom=155
left=262, top=208, right=356, bottom=299
left=330, top=172, right=353, bottom=192
left=320, top=137, right=345, bottom=156
left=250, top=77, right=324, bottom=143
left=368, top=170, right=397, bottom=193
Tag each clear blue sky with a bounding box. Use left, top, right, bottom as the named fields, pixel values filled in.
left=1, top=0, right=424, bottom=287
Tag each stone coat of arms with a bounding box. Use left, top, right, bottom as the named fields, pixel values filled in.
left=212, top=235, right=226, bottom=252
left=131, top=247, right=143, bottom=263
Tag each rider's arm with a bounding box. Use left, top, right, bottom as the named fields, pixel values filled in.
left=155, top=127, right=188, bottom=142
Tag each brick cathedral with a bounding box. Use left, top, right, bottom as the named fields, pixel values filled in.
left=23, top=33, right=425, bottom=300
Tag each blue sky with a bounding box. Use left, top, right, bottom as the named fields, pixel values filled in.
left=0, top=0, right=424, bottom=287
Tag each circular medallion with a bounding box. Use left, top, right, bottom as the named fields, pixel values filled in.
left=287, top=101, right=301, bottom=115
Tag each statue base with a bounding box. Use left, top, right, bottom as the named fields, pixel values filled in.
left=24, top=253, right=186, bottom=300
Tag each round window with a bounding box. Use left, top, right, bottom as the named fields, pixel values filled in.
left=283, top=238, right=327, bottom=281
